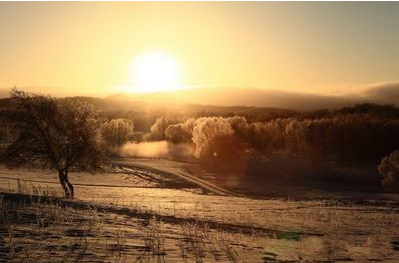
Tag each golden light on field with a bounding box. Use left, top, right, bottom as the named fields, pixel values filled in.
left=130, top=51, right=183, bottom=93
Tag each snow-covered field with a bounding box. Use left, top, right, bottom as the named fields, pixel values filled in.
left=1, top=158, right=399, bottom=262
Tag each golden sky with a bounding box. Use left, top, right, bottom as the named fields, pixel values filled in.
left=1, top=2, right=399, bottom=96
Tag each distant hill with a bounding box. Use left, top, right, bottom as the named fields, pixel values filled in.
left=131, top=87, right=357, bottom=110
left=97, top=82, right=399, bottom=110
left=1, top=82, right=398, bottom=110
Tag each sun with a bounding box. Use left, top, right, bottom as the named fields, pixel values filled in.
left=130, top=51, right=183, bottom=93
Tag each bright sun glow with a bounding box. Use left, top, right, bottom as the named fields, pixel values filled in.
left=130, top=51, right=183, bottom=93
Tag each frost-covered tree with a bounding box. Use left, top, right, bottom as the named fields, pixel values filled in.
left=192, top=117, right=234, bottom=158
left=148, top=116, right=181, bottom=141
left=378, top=150, right=399, bottom=190
left=165, top=118, right=195, bottom=144
left=101, top=119, right=134, bottom=151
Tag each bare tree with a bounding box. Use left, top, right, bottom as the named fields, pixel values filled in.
left=5, top=89, right=105, bottom=198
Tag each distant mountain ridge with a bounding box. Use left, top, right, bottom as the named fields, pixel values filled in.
left=1, top=82, right=399, bottom=110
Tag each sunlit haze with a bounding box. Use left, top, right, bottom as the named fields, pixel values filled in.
left=1, top=2, right=399, bottom=97
left=129, top=51, right=183, bottom=93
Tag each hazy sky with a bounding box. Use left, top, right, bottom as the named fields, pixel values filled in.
left=1, top=2, right=399, bottom=95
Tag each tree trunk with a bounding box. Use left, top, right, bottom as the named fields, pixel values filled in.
left=58, top=170, right=70, bottom=198
left=58, top=170, right=74, bottom=198
left=64, top=169, right=74, bottom=198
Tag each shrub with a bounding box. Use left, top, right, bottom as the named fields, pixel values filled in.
left=378, top=150, right=399, bottom=190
